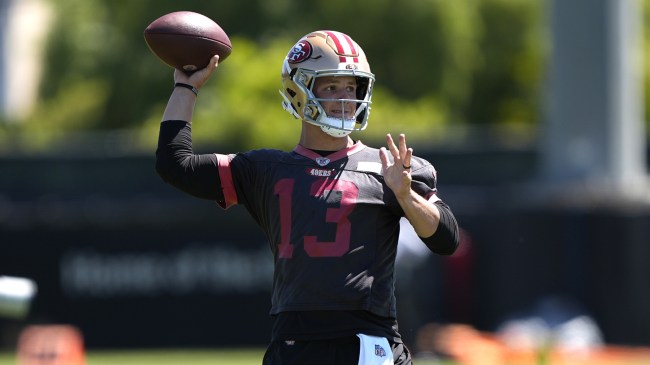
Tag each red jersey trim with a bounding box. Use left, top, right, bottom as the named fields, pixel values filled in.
left=216, top=153, right=238, bottom=209
left=293, top=141, right=366, bottom=164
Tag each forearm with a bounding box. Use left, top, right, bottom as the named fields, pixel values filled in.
left=398, top=192, right=459, bottom=255
left=397, top=191, right=441, bottom=237
left=162, top=86, right=198, bottom=122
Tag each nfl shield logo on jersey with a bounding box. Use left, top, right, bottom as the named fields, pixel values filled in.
left=374, top=344, right=386, bottom=357
left=315, top=157, right=330, bottom=166
left=357, top=334, right=393, bottom=364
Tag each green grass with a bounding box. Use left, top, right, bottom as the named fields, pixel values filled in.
left=0, top=349, right=453, bottom=365
left=86, top=348, right=266, bottom=365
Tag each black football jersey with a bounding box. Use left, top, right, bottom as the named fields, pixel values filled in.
left=215, top=141, right=438, bottom=318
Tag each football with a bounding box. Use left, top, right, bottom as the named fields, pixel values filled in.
left=144, top=11, right=232, bottom=73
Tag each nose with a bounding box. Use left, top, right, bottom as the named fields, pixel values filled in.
left=328, top=86, right=353, bottom=100
left=338, top=89, right=355, bottom=99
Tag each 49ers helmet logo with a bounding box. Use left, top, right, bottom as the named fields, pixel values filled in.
left=287, top=40, right=312, bottom=64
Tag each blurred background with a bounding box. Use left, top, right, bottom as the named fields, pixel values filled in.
left=0, top=0, right=649, bottom=360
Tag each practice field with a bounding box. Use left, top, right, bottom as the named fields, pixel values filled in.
left=0, top=348, right=452, bottom=365
left=5, top=348, right=650, bottom=365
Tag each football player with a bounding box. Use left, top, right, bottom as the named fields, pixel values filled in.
left=156, top=30, right=460, bottom=365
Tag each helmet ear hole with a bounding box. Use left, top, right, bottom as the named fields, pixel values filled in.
left=286, top=88, right=296, bottom=97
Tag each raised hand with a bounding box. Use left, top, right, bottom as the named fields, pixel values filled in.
left=174, top=54, right=220, bottom=90
left=379, top=133, right=413, bottom=199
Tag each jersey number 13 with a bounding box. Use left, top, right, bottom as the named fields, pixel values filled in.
left=274, top=178, right=359, bottom=258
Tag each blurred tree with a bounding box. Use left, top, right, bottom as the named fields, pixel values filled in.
left=465, top=0, right=545, bottom=127
left=641, top=0, right=650, bottom=128
left=5, top=0, right=585, bottom=151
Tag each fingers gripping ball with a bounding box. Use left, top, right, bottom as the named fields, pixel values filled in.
left=144, top=11, right=232, bottom=73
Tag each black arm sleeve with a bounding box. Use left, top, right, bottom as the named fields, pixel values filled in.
left=155, top=120, right=222, bottom=200
left=419, top=200, right=460, bottom=255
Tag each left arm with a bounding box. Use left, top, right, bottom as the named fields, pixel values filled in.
left=396, top=188, right=440, bottom=238
left=380, top=134, right=459, bottom=255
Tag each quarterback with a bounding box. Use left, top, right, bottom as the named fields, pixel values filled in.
left=156, top=30, right=460, bottom=365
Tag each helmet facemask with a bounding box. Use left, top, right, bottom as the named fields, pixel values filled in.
left=297, top=70, right=374, bottom=137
